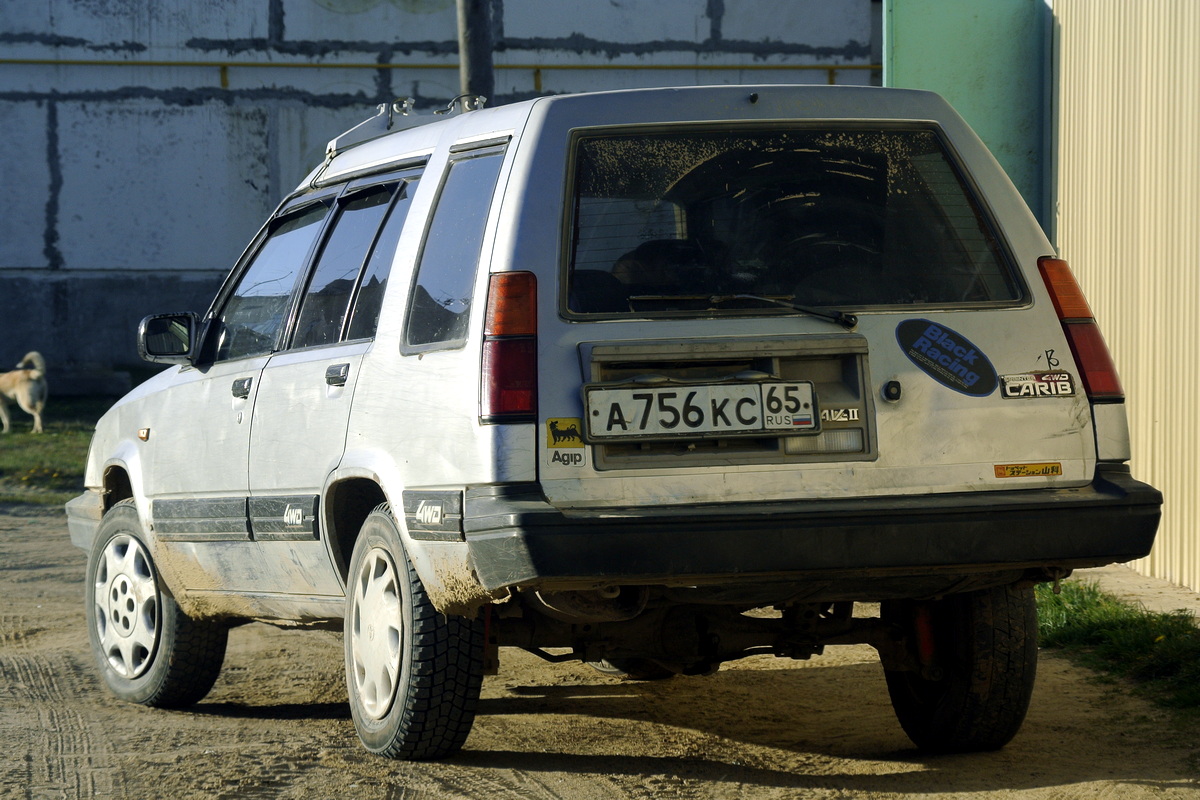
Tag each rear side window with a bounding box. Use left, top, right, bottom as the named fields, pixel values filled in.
left=567, top=127, right=1021, bottom=315
left=346, top=178, right=418, bottom=341
left=293, top=184, right=397, bottom=349
left=405, top=151, right=505, bottom=348
left=213, top=201, right=330, bottom=362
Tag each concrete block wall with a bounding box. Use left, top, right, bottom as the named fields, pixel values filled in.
left=0, top=0, right=875, bottom=394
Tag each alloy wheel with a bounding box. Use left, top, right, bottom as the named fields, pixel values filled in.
left=349, top=547, right=403, bottom=719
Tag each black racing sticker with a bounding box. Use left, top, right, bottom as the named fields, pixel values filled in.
left=1001, top=371, right=1076, bottom=399
left=895, top=319, right=997, bottom=397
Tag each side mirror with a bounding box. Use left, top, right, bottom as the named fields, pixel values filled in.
left=138, top=312, right=201, bottom=365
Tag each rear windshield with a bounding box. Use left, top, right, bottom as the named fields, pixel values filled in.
left=566, top=126, right=1021, bottom=315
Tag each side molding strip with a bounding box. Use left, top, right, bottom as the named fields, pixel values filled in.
left=249, top=495, right=321, bottom=541
left=153, top=497, right=251, bottom=542
left=151, top=495, right=322, bottom=542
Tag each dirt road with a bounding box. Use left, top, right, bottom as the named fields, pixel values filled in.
left=2, top=506, right=1197, bottom=800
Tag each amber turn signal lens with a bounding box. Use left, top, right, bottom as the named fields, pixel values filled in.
left=484, top=272, right=537, bottom=336
left=1038, top=257, right=1093, bottom=320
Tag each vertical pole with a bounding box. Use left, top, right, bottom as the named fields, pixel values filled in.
left=456, top=0, right=494, bottom=101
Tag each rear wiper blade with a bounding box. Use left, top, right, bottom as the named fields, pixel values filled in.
left=708, top=294, right=858, bottom=330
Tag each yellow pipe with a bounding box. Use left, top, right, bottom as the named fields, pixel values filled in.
left=1, top=57, right=878, bottom=87
left=1, top=58, right=878, bottom=69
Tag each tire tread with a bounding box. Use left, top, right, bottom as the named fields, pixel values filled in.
left=883, top=582, right=1038, bottom=753
left=87, top=500, right=228, bottom=709
left=347, top=505, right=484, bottom=760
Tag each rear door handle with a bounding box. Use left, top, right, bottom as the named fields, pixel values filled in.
left=325, top=363, right=350, bottom=387
left=231, top=377, right=253, bottom=399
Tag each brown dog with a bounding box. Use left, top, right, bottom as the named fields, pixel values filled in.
left=0, top=351, right=48, bottom=433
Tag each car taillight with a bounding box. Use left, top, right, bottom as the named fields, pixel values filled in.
left=481, top=272, right=537, bottom=422
left=1038, top=257, right=1124, bottom=401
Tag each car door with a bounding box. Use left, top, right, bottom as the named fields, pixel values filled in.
left=244, top=173, right=420, bottom=595
left=146, top=197, right=334, bottom=586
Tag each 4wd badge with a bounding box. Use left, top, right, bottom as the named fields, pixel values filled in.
left=402, top=490, right=463, bottom=541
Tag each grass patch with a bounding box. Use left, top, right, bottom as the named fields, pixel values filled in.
left=0, top=396, right=114, bottom=506
left=1037, top=580, right=1200, bottom=712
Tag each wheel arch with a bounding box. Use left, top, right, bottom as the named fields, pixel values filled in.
left=324, top=477, right=389, bottom=585
left=93, top=433, right=148, bottom=518
left=102, top=464, right=134, bottom=511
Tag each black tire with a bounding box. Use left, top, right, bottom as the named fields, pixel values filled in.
left=588, top=658, right=677, bottom=681
left=344, top=506, right=485, bottom=760
left=881, top=582, right=1038, bottom=753
left=85, top=501, right=228, bottom=708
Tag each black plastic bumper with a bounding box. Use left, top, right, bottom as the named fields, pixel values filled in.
left=463, top=465, right=1161, bottom=594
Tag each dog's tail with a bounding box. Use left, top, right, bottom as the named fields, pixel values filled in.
left=18, top=351, right=46, bottom=379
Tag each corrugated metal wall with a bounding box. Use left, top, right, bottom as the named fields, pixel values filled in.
left=1052, top=0, right=1200, bottom=589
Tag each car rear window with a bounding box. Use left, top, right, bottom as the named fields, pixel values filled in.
left=566, top=126, right=1021, bottom=315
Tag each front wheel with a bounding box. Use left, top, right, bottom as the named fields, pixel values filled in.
left=344, top=506, right=485, bottom=760
left=85, top=501, right=228, bottom=708
left=881, top=582, right=1038, bottom=753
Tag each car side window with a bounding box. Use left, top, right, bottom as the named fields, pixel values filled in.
left=212, top=201, right=330, bottom=363
left=292, top=185, right=398, bottom=349
left=345, top=177, right=418, bottom=341
left=404, top=150, right=504, bottom=349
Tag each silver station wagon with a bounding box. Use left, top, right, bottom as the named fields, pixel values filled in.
left=67, top=85, right=1161, bottom=759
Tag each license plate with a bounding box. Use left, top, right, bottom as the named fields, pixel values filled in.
left=585, top=382, right=818, bottom=440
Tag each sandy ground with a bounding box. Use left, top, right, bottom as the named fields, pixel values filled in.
left=2, top=505, right=1198, bottom=800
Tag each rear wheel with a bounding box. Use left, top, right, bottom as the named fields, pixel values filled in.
left=85, top=501, right=228, bottom=708
left=344, top=506, right=485, bottom=760
left=881, top=582, right=1038, bottom=753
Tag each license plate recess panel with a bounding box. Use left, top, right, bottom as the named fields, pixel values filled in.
left=586, top=381, right=818, bottom=441
left=578, top=335, right=877, bottom=468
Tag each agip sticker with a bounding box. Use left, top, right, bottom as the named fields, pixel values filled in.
left=545, top=418, right=587, bottom=468
left=546, top=418, right=584, bottom=448
left=895, top=319, right=997, bottom=397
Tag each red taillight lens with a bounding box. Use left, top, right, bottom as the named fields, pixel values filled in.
left=1037, top=257, right=1124, bottom=401
left=481, top=272, right=537, bottom=421
left=1062, top=319, right=1124, bottom=399
left=481, top=338, right=537, bottom=419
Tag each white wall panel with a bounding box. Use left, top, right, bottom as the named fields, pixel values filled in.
left=1053, top=0, right=1200, bottom=590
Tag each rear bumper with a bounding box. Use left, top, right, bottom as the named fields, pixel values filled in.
left=463, top=464, right=1161, bottom=595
